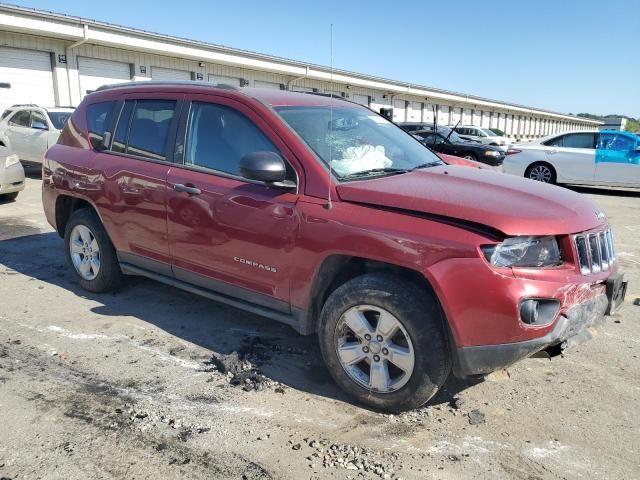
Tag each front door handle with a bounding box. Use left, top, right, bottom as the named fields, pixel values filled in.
left=173, top=183, right=201, bottom=195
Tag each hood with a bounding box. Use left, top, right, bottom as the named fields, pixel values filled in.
left=336, top=165, right=605, bottom=237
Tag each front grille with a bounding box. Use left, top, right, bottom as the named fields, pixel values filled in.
left=574, top=228, right=616, bottom=275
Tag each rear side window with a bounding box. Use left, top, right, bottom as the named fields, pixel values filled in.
left=8, top=110, right=31, bottom=127
left=562, top=133, right=595, bottom=149
left=184, top=101, right=279, bottom=175
left=87, top=101, right=116, bottom=149
left=126, top=100, right=176, bottom=160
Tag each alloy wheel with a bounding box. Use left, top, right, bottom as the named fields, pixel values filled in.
left=529, top=165, right=552, bottom=182
left=69, top=224, right=101, bottom=280
left=334, top=305, right=415, bottom=393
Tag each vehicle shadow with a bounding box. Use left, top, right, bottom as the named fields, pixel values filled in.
left=567, top=185, right=640, bottom=198
left=0, top=231, right=481, bottom=412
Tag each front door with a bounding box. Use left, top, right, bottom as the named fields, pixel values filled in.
left=595, top=132, right=640, bottom=185
left=166, top=95, right=300, bottom=312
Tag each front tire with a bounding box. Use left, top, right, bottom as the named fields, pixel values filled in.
left=462, top=152, right=477, bottom=162
left=318, top=273, right=450, bottom=412
left=64, top=208, right=124, bottom=293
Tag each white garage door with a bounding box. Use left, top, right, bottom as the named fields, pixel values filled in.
left=0, top=47, right=55, bottom=113
left=437, top=106, right=449, bottom=126
left=351, top=94, right=369, bottom=106
left=254, top=80, right=282, bottom=90
left=392, top=99, right=406, bottom=122
left=152, top=67, right=191, bottom=81
left=78, top=57, right=131, bottom=98
left=407, top=102, right=422, bottom=122
left=291, top=85, right=313, bottom=93
left=208, top=74, right=242, bottom=87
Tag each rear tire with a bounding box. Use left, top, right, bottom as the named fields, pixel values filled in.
left=64, top=208, right=124, bottom=293
left=525, top=162, right=556, bottom=184
left=0, top=192, right=18, bottom=202
left=318, top=273, right=450, bottom=412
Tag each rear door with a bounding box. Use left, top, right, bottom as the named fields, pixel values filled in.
left=595, top=132, right=640, bottom=185
left=90, top=94, right=182, bottom=274
left=166, top=94, right=300, bottom=311
left=543, top=132, right=596, bottom=183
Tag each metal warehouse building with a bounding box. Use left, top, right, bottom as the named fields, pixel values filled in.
left=0, top=4, right=600, bottom=139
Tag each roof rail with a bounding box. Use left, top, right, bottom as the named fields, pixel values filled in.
left=95, top=80, right=238, bottom=91
left=11, top=103, right=39, bottom=107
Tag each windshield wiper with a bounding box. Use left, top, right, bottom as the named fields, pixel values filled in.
left=341, top=167, right=409, bottom=180
left=410, top=161, right=442, bottom=171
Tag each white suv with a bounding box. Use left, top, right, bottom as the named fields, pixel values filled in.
left=0, top=105, right=74, bottom=165
left=454, top=125, right=511, bottom=150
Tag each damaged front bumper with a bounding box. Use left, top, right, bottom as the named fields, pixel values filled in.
left=452, top=274, right=627, bottom=377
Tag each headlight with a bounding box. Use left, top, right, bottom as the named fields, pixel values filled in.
left=481, top=236, right=561, bottom=267
left=484, top=150, right=501, bottom=157
left=5, top=154, right=20, bottom=167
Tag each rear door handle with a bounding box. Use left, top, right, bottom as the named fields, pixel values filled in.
left=173, top=183, right=201, bottom=195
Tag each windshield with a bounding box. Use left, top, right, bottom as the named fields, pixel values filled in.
left=489, top=128, right=505, bottom=136
left=481, top=128, right=497, bottom=137
left=48, top=112, right=72, bottom=130
left=276, top=106, right=443, bottom=179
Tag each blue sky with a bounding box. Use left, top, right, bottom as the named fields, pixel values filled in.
left=11, top=0, right=640, bottom=117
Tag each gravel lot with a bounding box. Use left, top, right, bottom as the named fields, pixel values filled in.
left=1, top=170, right=639, bottom=480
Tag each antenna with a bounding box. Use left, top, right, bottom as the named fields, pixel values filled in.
left=325, top=23, right=334, bottom=210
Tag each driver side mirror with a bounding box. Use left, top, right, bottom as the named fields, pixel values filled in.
left=239, top=151, right=295, bottom=190
left=31, top=119, right=48, bottom=130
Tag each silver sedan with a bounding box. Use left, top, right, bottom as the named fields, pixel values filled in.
left=0, top=145, right=25, bottom=201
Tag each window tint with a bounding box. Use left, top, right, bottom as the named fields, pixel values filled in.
left=127, top=100, right=176, bottom=160
left=8, top=110, right=31, bottom=127
left=185, top=102, right=279, bottom=176
left=1, top=109, right=13, bottom=120
left=112, top=101, right=134, bottom=154
left=87, top=101, right=116, bottom=149
left=543, top=135, right=564, bottom=147
left=31, top=111, right=48, bottom=129
left=597, top=133, right=636, bottom=151
left=562, top=133, right=595, bottom=149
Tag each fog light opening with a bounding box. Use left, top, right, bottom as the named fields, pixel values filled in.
left=519, top=299, right=560, bottom=326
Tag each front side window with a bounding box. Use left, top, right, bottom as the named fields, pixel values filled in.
left=562, top=133, right=595, bottom=149
left=126, top=100, right=176, bottom=160
left=87, top=101, right=116, bottom=149
left=276, top=106, right=443, bottom=179
left=184, top=102, right=280, bottom=176
left=1, top=109, right=13, bottom=120
left=597, top=133, right=636, bottom=152
left=8, top=110, right=31, bottom=128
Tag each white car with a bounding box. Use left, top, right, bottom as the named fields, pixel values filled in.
left=0, top=105, right=74, bottom=165
left=502, top=130, right=640, bottom=187
left=453, top=125, right=511, bottom=150
left=0, top=145, right=25, bottom=201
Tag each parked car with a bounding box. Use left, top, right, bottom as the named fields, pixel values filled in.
left=503, top=130, right=640, bottom=187
left=488, top=128, right=506, bottom=137
left=0, top=145, right=25, bottom=201
left=43, top=83, right=627, bottom=412
left=454, top=125, right=511, bottom=150
left=399, top=122, right=505, bottom=166
left=0, top=105, right=74, bottom=166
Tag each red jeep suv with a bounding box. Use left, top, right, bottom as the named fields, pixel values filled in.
left=42, top=82, right=627, bottom=412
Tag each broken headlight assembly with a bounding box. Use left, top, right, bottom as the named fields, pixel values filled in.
left=481, top=236, right=561, bottom=268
